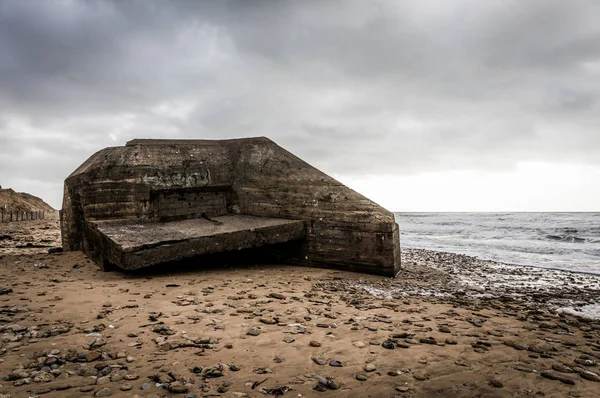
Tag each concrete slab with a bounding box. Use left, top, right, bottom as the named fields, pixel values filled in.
left=91, top=215, right=306, bottom=270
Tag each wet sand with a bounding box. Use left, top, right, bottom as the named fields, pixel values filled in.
left=0, top=219, right=599, bottom=397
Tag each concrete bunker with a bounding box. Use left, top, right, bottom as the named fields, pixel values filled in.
left=61, top=138, right=400, bottom=276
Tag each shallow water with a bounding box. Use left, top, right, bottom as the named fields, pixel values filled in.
left=396, top=212, right=600, bottom=275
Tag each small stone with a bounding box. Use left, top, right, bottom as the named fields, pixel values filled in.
left=95, top=387, right=112, bottom=397
left=124, top=374, right=139, bottom=380
left=489, top=380, right=504, bottom=388
left=356, top=374, right=368, bottom=381
left=81, top=386, right=95, bottom=392
left=282, top=337, right=295, bottom=343
left=396, top=386, right=409, bottom=392
left=514, top=366, right=534, bottom=373
left=253, top=367, right=272, bottom=374
left=268, top=293, right=286, bottom=300
left=168, top=381, right=189, bottom=393
left=141, top=382, right=152, bottom=390
left=353, top=341, right=366, bottom=348
left=152, top=325, right=175, bottom=335
left=364, top=363, right=376, bottom=372
left=329, top=360, right=343, bottom=367
left=86, top=351, right=102, bottom=362
left=312, top=357, right=327, bottom=365
left=575, top=358, right=597, bottom=367
left=316, top=376, right=340, bottom=390
left=120, top=383, right=133, bottom=391
left=97, top=376, right=111, bottom=385
left=541, top=371, right=575, bottom=385
left=575, top=368, right=600, bottom=382
left=419, top=337, right=437, bottom=345
left=552, top=364, right=574, bottom=373
left=382, top=340, right=395, bottom=349
left=33, top=371, right=54, bottom=383
left=309, top=341, right=321, bottom=347
left=247, top=328, right=261, bottom=337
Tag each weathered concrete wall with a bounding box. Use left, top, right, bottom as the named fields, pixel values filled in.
left=232, top=138, right=399, bottom=275
left=61, top=137, right=400, bottom=276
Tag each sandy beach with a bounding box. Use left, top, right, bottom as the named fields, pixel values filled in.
left=1, top=219, right=599, bottom=398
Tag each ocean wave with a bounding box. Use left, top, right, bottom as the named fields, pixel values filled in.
left=545, top=234, right=586, bottom=243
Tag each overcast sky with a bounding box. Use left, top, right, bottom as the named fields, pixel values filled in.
left=1, top=0, right=599, bottom=211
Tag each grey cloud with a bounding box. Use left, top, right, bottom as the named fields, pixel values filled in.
left=0, top=0, right=599, bottom=207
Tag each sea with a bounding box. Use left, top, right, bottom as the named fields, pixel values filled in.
left=395, top=212, right=600, bottom=276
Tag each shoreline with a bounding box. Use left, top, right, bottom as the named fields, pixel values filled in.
left=403, top=245, right=600, bottom=277
left=402, top=248, right=600, bottom=319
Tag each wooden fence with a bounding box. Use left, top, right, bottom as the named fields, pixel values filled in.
left=0, top=208, right=46, bottom=223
